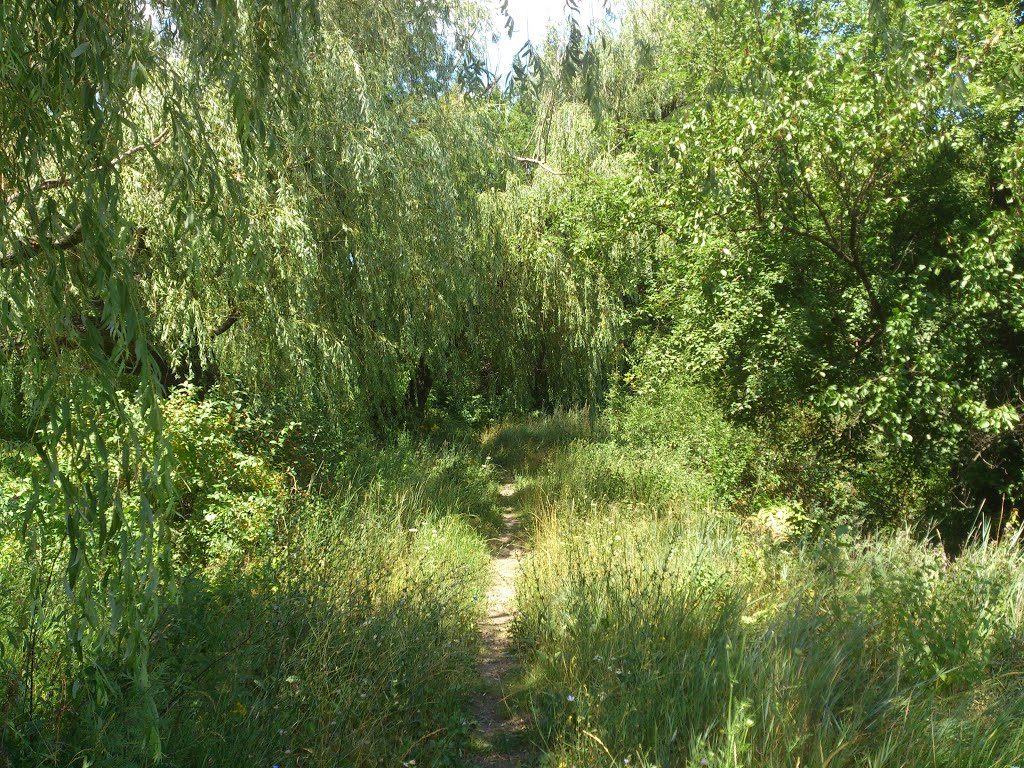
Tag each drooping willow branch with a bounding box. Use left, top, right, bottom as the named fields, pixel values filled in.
left=1, top=126, right=171, bottom=268
left=4, top=125, right=172, bottom=207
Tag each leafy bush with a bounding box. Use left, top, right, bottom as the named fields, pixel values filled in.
left=162, top=387, right=291, bottom=573
left=609, top=376, right=757, bottom=501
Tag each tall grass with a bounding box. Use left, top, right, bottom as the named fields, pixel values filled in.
left=480, top=409, right=602, bottom=476
left=6, top=390, right=1024, bottom=767
left=0, top=394, right=497, bottom=767
left=151, top=491, right=490, bottom=768
left=508, top=407, right=1024, bottom=768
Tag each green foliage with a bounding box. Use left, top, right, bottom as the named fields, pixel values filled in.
left=481, top=410, right=602, bottom=474
left=1, top=0, right=616, bottom=743
left=608, top=376, right=757, bottom=500
left=162, top=387, right=289, bottom=572
left=0, top=408, right=494, bottom=766
left=510, top=0, right=1024, bottom=531
left=515, top=436, right=1024, bottom=768
left=4, top=0, right=1024, bottom=760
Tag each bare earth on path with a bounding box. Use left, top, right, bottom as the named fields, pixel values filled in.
left=470, top=481, right=532, bottom=767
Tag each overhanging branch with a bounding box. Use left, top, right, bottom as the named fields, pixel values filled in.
left=1, top=225, right=83, bottom=269
left=5, top=126, right=172, bottom=207
left=2, top=126, right=171, bottom=269
left=511, top=154, right=567, bottom=176
left=211, top=308, right=241, bottom=338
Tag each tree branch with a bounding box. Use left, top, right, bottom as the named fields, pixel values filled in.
left=779, top=224, right=845, bottom=260
left=510, top=154, right=566, bottom=176
left=211, top=308, right=241, bottom=338
left=847, top=243, right=887, bottom=326
left=5, top=126, right=172, bottom=207
left=2, top=127, right=172, bottom=268
left=795, top=164, right=842, bottom=255
left=0, top=225, right=83, bottom=269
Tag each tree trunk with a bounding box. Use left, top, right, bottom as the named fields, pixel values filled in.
left=403, top=354, right=433, bottom=421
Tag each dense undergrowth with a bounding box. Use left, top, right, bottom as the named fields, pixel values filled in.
left=3, top=1, right=1023, bottom=762
left=0, top=389, right=495, bottom=767
left=3, top=386, right=1024, bottom=767
left=497, top=400, right=1024, bottom=768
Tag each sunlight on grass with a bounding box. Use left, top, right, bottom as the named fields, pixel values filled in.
left=513, top=432, right=1024, bottom=768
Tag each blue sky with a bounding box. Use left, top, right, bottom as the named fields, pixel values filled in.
left=485, top=0, right=613, bottom=75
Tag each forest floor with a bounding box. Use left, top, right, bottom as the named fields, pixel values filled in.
left=470, top=480, right=533, bottom=767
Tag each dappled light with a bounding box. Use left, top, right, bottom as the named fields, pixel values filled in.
left=2, top=0, right=1023, bottom=766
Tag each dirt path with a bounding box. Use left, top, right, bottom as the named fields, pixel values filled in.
left=470, top=481, right=531, bottom=767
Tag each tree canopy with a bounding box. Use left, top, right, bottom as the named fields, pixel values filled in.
left=1, top=0, right=1022, bottom=760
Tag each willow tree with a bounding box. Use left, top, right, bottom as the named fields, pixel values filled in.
left=0, top=0, right=538, bottom=752
left=2, top=0, right=632, bottom=744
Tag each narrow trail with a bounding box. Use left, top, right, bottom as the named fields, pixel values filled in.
left=471, top=480, right=531, bottom=767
